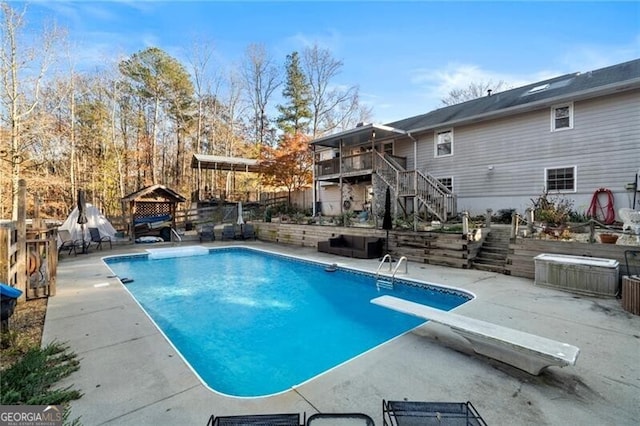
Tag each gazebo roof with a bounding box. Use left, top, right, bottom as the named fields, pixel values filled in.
left=191, top=154, right=262, bottom=173
left=121, top=184, right=186, bottom=203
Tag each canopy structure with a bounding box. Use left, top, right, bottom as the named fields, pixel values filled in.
left=57, top=203, right=117, bottom=247
left=191, top=154, right=263, bottom=202
left=191, top=154, right=261, bottom=172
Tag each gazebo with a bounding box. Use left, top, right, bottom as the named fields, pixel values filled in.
left=121, top=185, right=186, bottom=241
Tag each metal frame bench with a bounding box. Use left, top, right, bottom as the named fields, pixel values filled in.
left=371, top=295, right=580, bottom=375
left=382, top=400, right=487, bottom=425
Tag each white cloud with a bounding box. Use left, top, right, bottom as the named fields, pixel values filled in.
left=558, top=36, right=640, bottom=71
left=408, top=35, right=640, bottom=111
left=286, top=29, right=344, bottom=53
left=409, top=63, right=558, bottom=107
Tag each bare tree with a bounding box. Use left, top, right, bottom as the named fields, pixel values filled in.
left=303, top=44, right=365, bottom=138
left=187, top=37, right=219, bottom=154
left=240, top=44, right=281, bottom=146
left=440, top=80, right=510, bottom=106
left=0, top=2, right=63, bottom=219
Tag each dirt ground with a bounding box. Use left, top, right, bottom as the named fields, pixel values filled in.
left=0, top=298, right=48, bottom=370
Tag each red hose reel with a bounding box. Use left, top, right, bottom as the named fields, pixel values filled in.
left=587, top=188, right=615, bottom=224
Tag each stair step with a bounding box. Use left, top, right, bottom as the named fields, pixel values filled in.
left=475, top=253, right=508, bottom=261
left=376, top=280, right=394, bottom=290
left=472, top=262, right=507, bottom=273
left=473, top=257, right=506, bottom=264
left=480, top=247, right=509, bottom=254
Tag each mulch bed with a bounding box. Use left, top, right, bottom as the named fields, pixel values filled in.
left=0, top=298, right=48, bottom=371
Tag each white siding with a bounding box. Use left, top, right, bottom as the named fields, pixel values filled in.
left=394, top=136, right=415, bottom=168
left=414, top=90, right=640, bottom=215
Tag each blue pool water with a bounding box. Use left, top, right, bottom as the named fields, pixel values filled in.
left=105, top=247, right=471, bottom=397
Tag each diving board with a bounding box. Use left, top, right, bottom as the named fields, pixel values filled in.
left=371, top=295, right=580, bottom=375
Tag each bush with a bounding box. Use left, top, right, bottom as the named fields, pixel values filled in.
left=494, top=209, right=516, bottom=224
left=530, top=191, right=575, bottom=225
left=1, top=341, right=81, bottom=405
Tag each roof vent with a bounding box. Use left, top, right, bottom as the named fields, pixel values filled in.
left=487, top=89, right=492, bottom=97
left=356, top=122, right=369, bottom=127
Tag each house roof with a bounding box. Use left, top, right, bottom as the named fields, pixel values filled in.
left=121, top=184, right=186, bottom=203
left=191, top=154, right=261, bottom=173
left=387, top=58, right=640, bottom=132
left=309, top=59, right=640, bottom=147
left=310, top=123, right=408, bottom=148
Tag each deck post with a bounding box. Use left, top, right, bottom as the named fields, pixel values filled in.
left=16, top=179, right=27, bottom=303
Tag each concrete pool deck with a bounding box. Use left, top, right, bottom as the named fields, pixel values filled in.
left=43, top=241, right=639, bottom=425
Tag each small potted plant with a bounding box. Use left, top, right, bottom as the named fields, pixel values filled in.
left=599, top=233, right=619, bottom=244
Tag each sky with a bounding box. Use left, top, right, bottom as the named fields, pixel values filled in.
left=14, top=0, right=640, bottom=124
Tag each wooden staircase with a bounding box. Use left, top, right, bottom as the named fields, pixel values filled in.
left=472, top=225, right=511, bottom=273
left=374, top=152, right=456, bottom=222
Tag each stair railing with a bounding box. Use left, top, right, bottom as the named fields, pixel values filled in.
left=415, top=170, right=456, bottom=221
left=374, top=151, right=400, bottom=189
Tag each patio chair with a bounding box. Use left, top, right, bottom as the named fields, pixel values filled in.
left=382, top=400, right=487, bottom=426
left=242, top=223, right=256, bottom=240
left=89, top=227, right=112, bottom=250
left=306, top=413, right=374, bottom=425
left=619, top=208, right=640, bottom=231
left=57, top=229, right=84, bottom=256
left=624, top=250, right=640, bottom=278
left=222, top=225, right=236, bottom=241
left=207, top=413, right=302, bottom=426
left=198, top=224, right=216, bottom=242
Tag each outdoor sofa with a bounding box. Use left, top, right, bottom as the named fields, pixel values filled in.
left=317, top=234, right=384, bottom=259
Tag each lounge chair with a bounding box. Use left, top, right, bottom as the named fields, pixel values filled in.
left=242, top=223, right=256, bottom=240
left=57, top=229, right=84, bottom=256
left=382, top=400, right=487, bottom=425
left=619, top=208, right=640, bottom=231
left=199, top=224, right=216, bottom=242
left=221, top=225, right=236, bottom=241
left=89, top=227, right=112, bottom=250
left=207, top=413, right=302, bottom=426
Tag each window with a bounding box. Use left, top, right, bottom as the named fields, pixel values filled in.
left=546, top=166, right=576, bottom=192
left=437, top=177, right=453, bottom=192
left=551, top=103, right=573, bottom=131
left=435, top=129, right=453, bottom=157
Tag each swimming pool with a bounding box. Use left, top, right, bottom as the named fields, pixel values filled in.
left=105, top=247, right=472, bottom=397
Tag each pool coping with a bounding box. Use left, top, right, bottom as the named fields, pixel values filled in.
left=101, top=245, right=476, bottom=399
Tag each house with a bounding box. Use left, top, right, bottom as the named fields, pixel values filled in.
left=311, top=59, right=640, bottom=223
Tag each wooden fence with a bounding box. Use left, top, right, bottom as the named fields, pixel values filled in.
left=0, top=221, right=58, bottom=301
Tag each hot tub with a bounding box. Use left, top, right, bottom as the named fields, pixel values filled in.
left=534, top=254, right=619, bottom=297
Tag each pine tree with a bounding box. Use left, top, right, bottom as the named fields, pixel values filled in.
left=276, top=52, right=312, bottom=136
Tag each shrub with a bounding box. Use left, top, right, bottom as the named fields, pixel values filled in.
left=494, top=208, right=516, bottom=224
left=530, top=191, right=574, bottom=225
left=1, top=341, right=81, bottom=405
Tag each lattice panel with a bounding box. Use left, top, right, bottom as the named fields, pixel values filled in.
left=133, top=202, right=172, bottom=219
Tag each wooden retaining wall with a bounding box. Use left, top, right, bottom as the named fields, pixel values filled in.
left=506, top=238, right=638, bottom=279
left=255, top=223, right=482, bottom=268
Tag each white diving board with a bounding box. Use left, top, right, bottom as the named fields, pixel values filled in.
left=371, top=295, right=580, bottom=375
